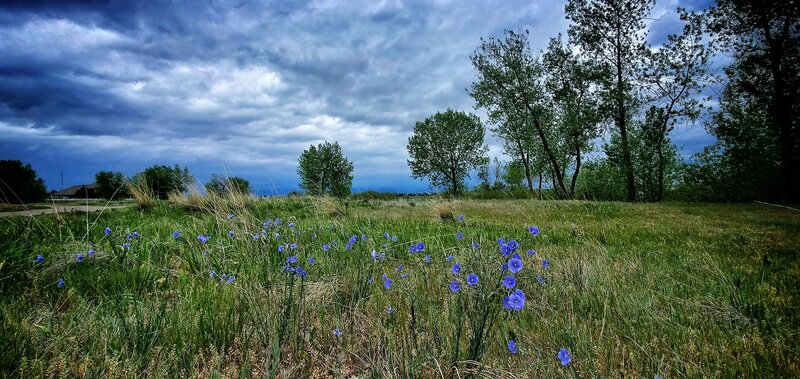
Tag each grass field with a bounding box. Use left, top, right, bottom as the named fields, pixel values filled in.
left=1, top=197, right=798, bottom=378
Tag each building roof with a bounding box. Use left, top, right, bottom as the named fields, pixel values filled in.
left=52, top=183, right=97, bottom=196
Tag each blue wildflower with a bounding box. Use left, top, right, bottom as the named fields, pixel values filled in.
left=536, top=276, right=545, bottom=284
left=507, top=289, right=526, bottom=311
left=387, top=305, right=394, bottom=315
left=542, top=259, right=550, bottom=268
left=392, top=235, right=397, bottom=242
left=122, top=243, right=130, bottom=250
left=198, top=235, right=209, bottom=244
left=368, top=277, right=374, bottom=284
left=449, top=280, right=461, bottom=292
left=35, top=255, right=44, bottom=264
left=409, top=244, right=417, bottom=253
left=333, top=328, right=343, bottom=337
left=558, top=348, right=571, bottom=366
left=323, top=244, right=330, bottom=251
left=527, top=249, right=536, bottom=255
left=202, top=250, right=208, bottom=257
left=511, top=253, right=522, bottom=260
left=252, top=234, right=259, bottom=241
left=228, top=230, right=234, bottom=238
left=446, top=255, right=454, bottom=261
left=274, top=218, right=280, bottom=225
left=458, top=215, right=464, bottom=222
left=287, top=255, right=298, bottom=264
left=227, top=214, right=234, bottom=219
left=384, top=232, right=390, bottom=240
left=88, top=248, right=94, bottom=256
left=132, top=231, right=139, bottom=238
left=472, top=242, right=480, bottom=248
left=263, top=220, right=271, bottom=227
left=288, top=222, right=294, bottom=228
left=401, top=273, right=408, bottom=279
left=308, top=257, right=315, bottom=265
left=529, top=225, right=540, bottom=236
left=278, top=245, right=285, bottom=253
left=502, top=276, right=516, bottom=289
left=467, top=273, right=479, bottom=286
left=508, top=339, right=518, bottom=354
left=104, top=227, right=111, bottom=235
left=172, top=231, right=181, bottom=239
left=456, top=232, right=463, bottom=240
left=227, top=275, right=235, bottom=284
left=361, top=234, right=367, bottom=241
left=424, top=255, right=431, bottom=264
left=383, top=277, right=393, bottom=290
left=508, top=258, right=523, bottom=273
left=396, top=264, right=404, bottom=272
left=210, top=270, right=216, bottom=278
left=76, top=254, right=84, bottom=263
left=57, top=278, right=64, bottom=288
left=416, top=242, right=425, bottom=251
left=290, top=243, right=297, bottom=249
left=296, top=267, right=307, bottom=279
left=451, top=263, right=461, bottom=275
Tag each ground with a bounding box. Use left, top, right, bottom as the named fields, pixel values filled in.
left=1, top=197, right=798, bottom=377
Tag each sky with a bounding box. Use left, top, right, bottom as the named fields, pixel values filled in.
left=0, top=0, right=717, bottom=195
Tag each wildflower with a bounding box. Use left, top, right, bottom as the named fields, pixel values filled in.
left=458, top=214, right=464, bottom=222
left=502, top=276, right=516, bottom=289
left=409, top=244, right=417, bottom=253
left=387, top=305, right=394, bottom=315
left=451, top=263, right=461, bottom=275
left=210, top=270, right=216, bottom=278
left=132, top=231, right=139, bottom=238
left=472, top=242, right=480, bottom=248
left=384, top=232, right=390, bottom=240
left=456, top=232, right=463, bottom=240
left=35, top=255, right=44, bottom=264
left=76, top=254, right=84, bottom=263
left=172, top=231, right=181, bottom=239
left=263, top=220, right=271, bottom=227
left=288, top=222, right=295, bottom=228
left=449, top=280, right=461, bottom=292
left=383, top=277, right=393, bottom=290
left=197, top=235, right=209, bottom=244
left=396, top=264, right=404, bottom=272
left=400, top=273, right=408, bottom=279
left=416, top=242, right=425, bottom=251
left=274, top=218, right=280, bottom=225
left=295, top=267, right=307, bottom=279
left=368, top=277, right=374, bottom=284
left=227, top=214, right=234, bottom=219
left=507, top=289, right=526, bottom=311
left=508, top=339, right=518, bottom=354
left=392, top=235, right=397, bottom=242
left=332, top=240, right=337, bottom=247
left=323, top=244, right=331, bottom=252
left=361, top=234, right=367, bottom=241
left=227, top=275, right=235, bottom=284
left=528, top=225, right=539, bottom=236
left=498, top=237, right=506, bottom=245
left=558, top=348, right=571, bottom=366
left=278, top=245, right=285, bottom=253
left=122, top=243, right=130, bottom=250
left=333, top=328, right=343, bottom=337
left=308, top=257, right=315, bottom=265
left=467, top=273, right=479, bottom=286
left=511, top=252, right=522, bottom=260
left=527, top=249, right=536, bottom=255
left=424, top=255, right=431, bottom=263
left=228, top=230, right=234, bottom=238
left=500, top=263, right=509, bottom=271
left=57, top=278, right=64, bottom=288
left=88, top=249, right=94, bottom=256
left=202, top=250, right=208, bottom=257
left=287, top=255, right=298, bottom=264
left=104, top=227, right=111, bottom=235
left=275, top=233, right=280, bottom=239
left=508, top=258, right=523, bottom=273
left=502, top=296, right=511, bottom=309
left=290, top=243, right=297, bottom=249
left=536, top=276, right=545, bottom=284
left=446, top=255, right=454, bottom=261
left=542, top=259, right=550, bottom=268
left=252, top=234, right=259, bottom=241
left=507, top=240, right=519, bottom=250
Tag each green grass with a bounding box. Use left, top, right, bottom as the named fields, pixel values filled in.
left=1, top=197, right=798, bottom=378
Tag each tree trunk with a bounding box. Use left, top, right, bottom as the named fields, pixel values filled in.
left=538, top=171, right=543, bottom=200
left=766, top=30, right=797, bottom=203
left=656, top=139, right=664, bottom=202
left=530, top=117, right=569, bottom=198
left=570, top=144, right=581, bottom=198
left=616, top=26, right=636, bottom=202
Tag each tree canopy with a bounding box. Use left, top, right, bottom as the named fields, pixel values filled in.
left=297, top=141, right=354, bottom=197
left=0, top=160, right=48, bottom=203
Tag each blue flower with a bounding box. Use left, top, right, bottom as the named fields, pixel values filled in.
left=400, top=273, right=408, bottom=279
left=295, top=267, right=307, bottom=279
left=502, top=276, right=516, bottom=289
left=228, top=230, right=234, bottom=238
left=287, top=255, right=298, bottom=264
left=252, top=234, right=259, bottom=241
left=416, top=242, right=425, bottom=251
left=528, top=225, right=540, bottom=236
left=210, top=270, right=216, bottom=277
left=227, top=275, right=235, bottom=284
left=274, top=218, right=280, bottom=225
left=497, top=237, right=505, bottom=245
left=387, top=305, right=394, bottom=315
left=467, top=273, right=479, bottom=286
left=507, top=289, right=526, bottom=311
left=288, top=222, right=295, bottom=228
left=383, top=277, right=393, bottom=290
left=396, top=264, right=404, bottom=272
left=323, top=244, right=330, bottom=252
left=449, top=280, right=461, bottom=292
left=472, top=242, right=480, bottom=248
left=458, top=215, right=464, bottom=222
left=527, top=249, right=536, bottom=255
left=511, top=253, right=522, bottom=260
left=263, top=220, right=272, bottom=227
left=384, top=232, right=390, bottom=240
left=368, top=277, right=374, bottom=284
left=132, top=231, right=139, bottom=238
left=508, top=258, right=523, bottom=273
left=275, top=233, right=281, bottom=239
left=409, top=245, right=417, bottom=253
left=88, top=249, right=94, bottom=256
left=122, top=243, right=131, bottom=250
left=290, top=243, right=297, bottom=249
left=104, top=227, right=111, bottom=235
left=446, top=255, right=454, bottom=261
left=278, top=245, right=285, bottom=252
left=424, top=255, right=431, bottom=263
left=172, top=231, right=181, bottom=239
left=308, top=257, right=315, bottom=265
left=536, top=276, right=545, bottom=284
left=35, top=255, right=44, bottom=264
left=558, top=348, right=571, bottom=365
left=507, top=240, right=519, bottom=250
left=227, top=214, right=234, bottom=219
left=392, top=235, right=397, bottom=242
left=198, top=235, right=209, bottom=244
left=57, top=278, right=64, bottom=288
left=333, top=328, right=342, bottom=337
left=76, top=254, right=84, bottom=263
left=508, top=339, right=518, bottom=354
left=542, top=259, right=550, bottom=268
left=451, top=263, right=461, bottom=275
left=456, top=232, right=463, bottom=240
left=361, top=234, right=367, bottom=241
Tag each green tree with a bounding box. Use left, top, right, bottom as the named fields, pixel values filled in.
left=95, top=171, right=129, bottom=200
left=703, top=0, right=799, bottom=202
left=566, top=0, right=654, bottom=201
left=132, top=165, right=193, bottom=200
left=297, top=141, right=354, bottom=197
left=0, top=160, right=47, bottom=203
left=502, top=160, right=527, bottom=190
left=205, top=174, right=251, bottom=195
left=407, top=109, right=488, bottom=196
left=470, top=30, right=569, bottom=198
left=477, top=157, right=491, bottom=191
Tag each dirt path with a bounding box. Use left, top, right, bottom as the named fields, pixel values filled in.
left=0, top=205, right=129, bottom=217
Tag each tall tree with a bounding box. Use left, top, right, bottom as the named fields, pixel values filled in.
left=297, top=141, right=354, bottom=197
left=205, top=174, right=251, bottom=195
left=566, top=0, right=654, bottom=201
left=95, top=171, right=129, bottom=200
left=407, top=109, right=488, bottom=196
left=642, top=12, right=711, bottom=201
left=542, top=35, right=603, bottom=198
left=132, top=165, right=193, bottom=200
left=0, top=160, right=47, bottom=203
left=470, top=30, right=570, bottom=198
left=704, top=0, right=799, bottom=202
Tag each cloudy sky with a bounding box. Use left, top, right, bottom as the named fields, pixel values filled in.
left=1, top=0, right=715, bottom=194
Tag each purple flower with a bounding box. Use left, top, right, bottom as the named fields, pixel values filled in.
left=456, top=232, right=463, bottom=240
left=528, top=225, right=540, bottom=236
left=536, top=276, right=545, bottom=284
left=508, top=339, right=518, bottom=354
left=132, top=231, right=139, bottom=238
left=384, top=231, right=390, bottom=240
left=449, top=280, right=461, bottom=292
left=508, top=258, right=523, bottom=273
left=290, top=243, right=297, bottom=249
left=274, top=218, right=280, bottom=225
left=57, top=278, right=64, bottom=288
left=511, top=253, right=522, bottom=260
left=542, top=259, right=550, bottom=268
left=400, top=273, right=408, bottom=279
left=451, top=263, right=461, bottom=275
left=76, top=254, right=84, bottom=263
left=252, top=234, right=260, bottom=241
left=507, top=289, right=526, bottom=311
left=172, top=231, right=181, bottom=239
left=502, top=276, right=516, bottom=289
left=104, top=227, right=111, bottom=235
left=333, top=328, right=343, bottom=337
left=323, top=244, right=330, bottom=251
left=392, top=235, right=397, bottom=242
left=35, top=255, right=44, bottom=264
left=558, top=348, right=571, bottom=365
left=368, top=277, right=374, bottom=284
left=466, top=273, right=479, bottom=286
left=288, top=222, right=295, bottom=228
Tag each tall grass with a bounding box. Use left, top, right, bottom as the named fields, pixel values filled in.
left=0, top=199, right=798, bottom=377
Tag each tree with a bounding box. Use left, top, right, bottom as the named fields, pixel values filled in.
left=470, top=30, right=570, bottom=198
left=407, top=109, right=488, bottom=196
left=0, top=160, right=47, bottom=203
left=205, top=174, right=251, bottom=195
left=297, top=141, right=354, bottom=197
left=95, top=171, right=129, bottom=200
left=502, top=160, right=527, bottom=190
left=703, top=0, right=799, bottom=202
left=566, top=0, right=654, bottom=201
left=132, top=165, right=193, bottom=200
left=477, top=157, right=491, bottom=191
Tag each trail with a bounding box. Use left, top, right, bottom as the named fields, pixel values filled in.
left=0, top=205, right=129, bottom=217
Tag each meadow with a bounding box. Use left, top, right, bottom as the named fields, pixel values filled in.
left=1, top=196, right=798, bottom=378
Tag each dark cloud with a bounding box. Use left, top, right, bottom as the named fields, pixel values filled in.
left=0, top=0, right=716, bottom=193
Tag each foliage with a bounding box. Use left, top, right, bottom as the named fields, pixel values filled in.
left=297, top=141, right=354, bottom=197
left=406, top=109, right=488, bottom=196
left=206, top=174, right=252, bottom=195
left=0, top=160, right=48, bottom=204
left=131, top=165, right=193, bottom=200
left=95, top=171, right=129, bottom=200
left=501, top=160, right=527, bottom=190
